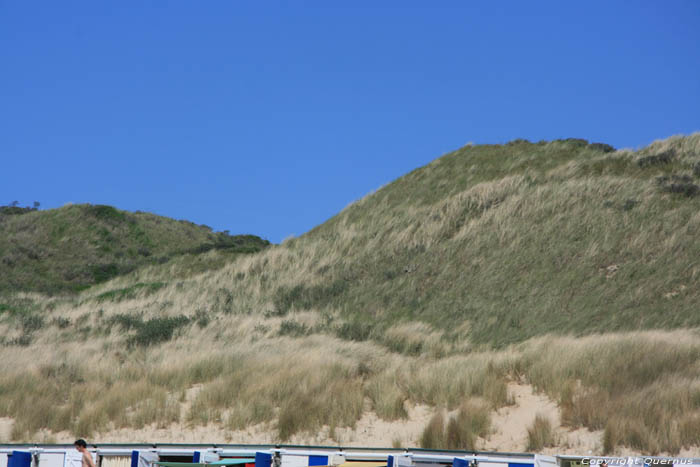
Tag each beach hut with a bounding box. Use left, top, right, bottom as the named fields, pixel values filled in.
left=450, top=453, right=549, bottom=467
left=96, top=448, right=132, bottom=467
left=6, top=451, right=32, bottom=467
left=130, top=450, right=160, bottom=467
left=38, top=448, right=95, bottom=467
left=388, top=455, right=411, bottom=467
left=279, top=452, right=344, bottom=467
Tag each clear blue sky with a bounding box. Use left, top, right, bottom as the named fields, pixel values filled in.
left=2, top=1, right=699, bottom=243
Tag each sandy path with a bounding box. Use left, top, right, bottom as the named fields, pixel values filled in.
left=481, top=382, right=561, bottom=452
left=479, top=383, right=601, bottom=454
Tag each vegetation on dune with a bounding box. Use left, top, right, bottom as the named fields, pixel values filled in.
left=0, top=203, right=270, bottom=294
left=420, top=401, right=492, bottom=450
left=522, top=333, right=700, bottom=454
left=288, top=135, right=700, bottom=346
left=2, top=330, right=700, bottom=454
left=1, top=134, right=700, bottom=454
left=526, top=414, right=556, bottom=452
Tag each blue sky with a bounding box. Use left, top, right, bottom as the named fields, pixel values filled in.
left=2, top=1, right=699, bottom=243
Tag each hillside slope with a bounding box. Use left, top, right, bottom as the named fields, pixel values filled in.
left=0, top=204, right=270, bottom=294
left=1, top=134, right=699, bottom=454
left=282, top=135, right=700, bottom=345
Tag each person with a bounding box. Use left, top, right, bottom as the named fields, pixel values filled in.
left=74, top=439, right=95, bottom=467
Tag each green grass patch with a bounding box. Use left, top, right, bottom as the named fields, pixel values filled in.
left=86, top=204, right=129, bottom=223
left=278, top=319, right=311, bottom=337
left=102, top=313, right=190, bottom=346
left=273, top=280, right=347, bottom=315
left=95, top=282, right=166, bottom=302
left=128, top=316, right=190, bottom=347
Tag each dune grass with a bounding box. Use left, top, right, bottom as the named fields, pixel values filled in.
left=420, top=400, right=491, bottom=450
left=1, top=135, right=700, bottom=453
left=526, top=414, right=556, bottom=452
left=1, top=327, right=699, bottom=454
left=420, top=411, right=446, bottom=449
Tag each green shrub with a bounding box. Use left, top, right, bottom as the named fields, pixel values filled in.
left=89, top=263, right=121, bottom=283
left=335, top=321, right=372, bottom=341
left=557, top=138, right=588, bottom=148
left=0, top=205, right=34, bottom=216
left=86, top=204, right=128, bottom=223
left=103, top=312, right=190, bottom=346
left=128, top=315, right=190, bottom=347
left=622, top=199, right=638, bottom=211
left=656, top=174, right=699, bottom=197
left=185, top=234, right=270, bottom=255
left=278, top=320, right=311, bottom=337
left=638, top=150, right=674, bottom=168
left=51, top=316, right=71, bottom=329
left=105, top=313, right=144, bottom=331
left=194, top=309, right=211, bottom=328
left=20, top=313, right=44, bottom=334
left=589, top=142, right=615, bottom=153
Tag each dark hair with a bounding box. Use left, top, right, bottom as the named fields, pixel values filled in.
left=74, top=439, right=87, bottom=448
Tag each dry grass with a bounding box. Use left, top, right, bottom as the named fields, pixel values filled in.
left=382, top=322, right=449, bottom=357
left=1, top=327, right=700, bottom=453
left=446, top=400, right=491, bottom=450
left=520, top=332, right=700, bottom=454
left=402, top=355, right=514, bottom=409
left=365, top=374, right=408, bottom=421
left=420, top=400, right=491, bottom=450
left=526, top=414, right=556, bottom=452
left=420, top=411, right=446, bottom=449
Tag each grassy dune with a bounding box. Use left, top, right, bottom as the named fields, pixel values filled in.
left=0, top=203, right=269, bottom=294
left=1, top=134, right=699, bottom=453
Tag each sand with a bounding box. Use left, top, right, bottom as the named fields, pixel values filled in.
left=0, top=417, right=13, bottom=442
left=480, top=383, right=601, bottom=454
left=3, top=383, right=698, bottom=456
